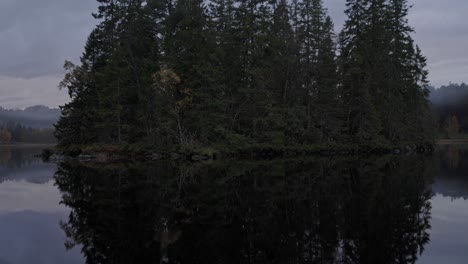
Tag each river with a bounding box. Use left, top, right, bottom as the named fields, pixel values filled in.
left=0, top=145, right=467, bottom=263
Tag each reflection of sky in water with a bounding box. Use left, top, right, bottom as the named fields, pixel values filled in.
left=0, top=148, right=82, bottom=264
left=432, top=177, right=468, bottom=200
left=0, top=211, right=82, bottom=264
left=0, top=163, right=58, bottom=184
left=419, top=146, right=468, bottom=264
left=418, top=195, right=468, bottom=264
left=0, top=180, right=65, bottom=213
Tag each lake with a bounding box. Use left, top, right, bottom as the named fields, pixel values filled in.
left=0, top=145, right=467, bottom=263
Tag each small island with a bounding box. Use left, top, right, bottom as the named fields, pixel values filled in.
left=54, top=0, right=434, bottom=160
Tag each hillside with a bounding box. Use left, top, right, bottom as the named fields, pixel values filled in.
left=429, top=83, right=468, bottom=105
left=0, top=105, right=60, bottom=128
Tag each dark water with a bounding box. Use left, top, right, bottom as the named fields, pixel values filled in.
left=1, top=146, right=468, bottom=263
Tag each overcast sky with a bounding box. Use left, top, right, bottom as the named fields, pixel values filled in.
left=0, top=0, right=466, bottom=109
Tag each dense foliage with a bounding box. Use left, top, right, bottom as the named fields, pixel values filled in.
left=56, top=0, right=434, bottom=150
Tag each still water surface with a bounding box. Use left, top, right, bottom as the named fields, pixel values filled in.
left=0, top=145, right=467, bottom=263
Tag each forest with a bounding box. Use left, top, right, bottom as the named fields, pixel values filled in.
left=56, top=0, right=434, bottom=154
left=0, top=106, right=58, bottom=144
left=0, top=123, right=56, bottom=144
left=0, top=105, right=60, bottom=128
left=430, top=83, right=468, bottom=139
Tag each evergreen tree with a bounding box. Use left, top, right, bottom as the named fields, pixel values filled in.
left=385, top=0, right=433, bottom=143
left=56, top=28, right=108, bottom=146
left=315, top=16, right=340, bottom=141
left=55, top=0, right=435, bottom=152
left=339, top=0, right=382, bottom=144
left=162, top=0, right=222, bottom=145
left=230, top=0, right=274, bottom=141
left=259, top=0, right=296, bottom=144
left=296, top=0, right=323, bottom=142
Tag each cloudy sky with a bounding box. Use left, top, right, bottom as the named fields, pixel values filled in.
left=0, top=0, right=466, bottom=109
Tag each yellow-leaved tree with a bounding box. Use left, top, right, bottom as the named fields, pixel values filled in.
left=153, top=69, right=193, bottom=145
left=0, top=128, right=12, bottom=144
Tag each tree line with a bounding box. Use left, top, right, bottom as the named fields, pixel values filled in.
left=0, top=105, right=60, bottom=128
left=0, top=122, right=56, bottom=144
left=429, top=83, right=468, bottom=138
left=56, top=0, right=434, bottom=151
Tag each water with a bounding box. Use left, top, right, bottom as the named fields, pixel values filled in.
left=0, top=146, right=82, bottom=264
left=1, top=145, right=468, bottom=263
left=418, top=145, right=468, bottom=264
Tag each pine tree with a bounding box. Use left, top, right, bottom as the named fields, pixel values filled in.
left=339, top=0, right=381, bottom=144
left=55, top=28, right=110, bottom=147
left=382, top=0, right=413, bottom=142
left=93, top=0, right=161, bottom=144
left=207, top=0, right=248, bottom=144
left=55, top=0, right=435, bottom=152
left=363, top=0, right=390, bottom=136
left=233, top=0, right=274, bottom=140
left=260, top=0, right=297, bottom=144
left=162, top=0, right=221, bottom=145
left=288, top=0, right=336, bottom=143
left=315, top=16, right=340, bottom=141
left=385, top=0, right=433, bottom=143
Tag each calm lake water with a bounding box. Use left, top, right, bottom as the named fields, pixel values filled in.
left=0, top=145, right=468, bottom=263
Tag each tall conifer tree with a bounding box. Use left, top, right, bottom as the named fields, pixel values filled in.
left=339, top=0, right=381, bottom=143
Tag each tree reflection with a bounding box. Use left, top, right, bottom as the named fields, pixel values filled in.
left=434, top=145, right=468, bottom=200
left=0, top=147, right=12, bottom=164
left=55, top=155, right=435, bottom=264
left=0, top=146, right=45, bottom=168
left=443, top=145, right=461, bottom=169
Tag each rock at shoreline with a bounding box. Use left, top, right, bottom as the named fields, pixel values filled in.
left=192, top=155, right=209, bottom=161
left=171, top=153, right=184, bottom=160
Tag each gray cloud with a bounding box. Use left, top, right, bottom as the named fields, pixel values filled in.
left=0, top=0, right=97, bottom=78
left=0, top=0, right=97, bottom=109
left=0, top=76, right=69, bottom=109
left=408, top=0, right=468, bottom=86
left=0, top=0, right=466, bottom=108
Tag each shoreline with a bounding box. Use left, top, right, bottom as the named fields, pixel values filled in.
left=0, top=143, right=56, bottom=148
left=437, top=139, right=468, bottom=145
left=44, top=143, right=435, bottom=163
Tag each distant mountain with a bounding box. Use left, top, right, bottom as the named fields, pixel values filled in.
left=0, top=105, right=60, bottom=128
